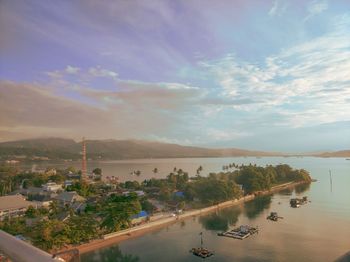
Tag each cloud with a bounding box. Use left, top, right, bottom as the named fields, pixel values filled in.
left=195, top=14, right=350, bottom=128
left=0, top=79, right=203, bottom=142
left=304, top=0, right=328, bottom=21
left=65, top=65, right=80, bottom=74
left=268, top=0, right=288, bottom=17
left=88, top=66, right=118, bottom=80
left=207, top=129, right=251, bottom=142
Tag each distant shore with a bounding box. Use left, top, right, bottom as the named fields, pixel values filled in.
left=60, top=180, right=308, bottom=255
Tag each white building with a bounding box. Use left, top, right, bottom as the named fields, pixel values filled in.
left=42, top=182, right=62, bottom=192
left=0, top=195, right=36, bottom=220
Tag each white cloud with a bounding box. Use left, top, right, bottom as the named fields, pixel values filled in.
left=304, top=0, right=328, bottom=21
left=88, top=66, right=118, bottom=80
left=65, top=65, right=80, bottom=74
left=268, top=0, right=288, bottom=17
left=197, top=15, right=350, bottom=127
left=207, top=129, right=251, bottom=141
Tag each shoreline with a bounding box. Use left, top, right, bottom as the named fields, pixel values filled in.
left=60, top=180, right=308, bottom=255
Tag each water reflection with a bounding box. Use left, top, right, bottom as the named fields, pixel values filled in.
left=244, top=195, right=272, bottom=219
left=199, top=206, right=241, bottom=231
left=81, top=245, right=139, bottom=262
left=180, top=220, right=186, bottom=228
left=294, top=183, right=310, bottom=194
left=277, top=188, right=293, bottom=196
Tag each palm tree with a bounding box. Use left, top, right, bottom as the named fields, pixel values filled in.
left=196, top=165, right=203, bottom=175
left=49, top=200, right=60, bottom=216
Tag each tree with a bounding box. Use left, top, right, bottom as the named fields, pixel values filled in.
left=140, top=199, right=156, bottom=214
left=65, top=215, right=99, bottom=244
left=49, top=200, right=60, bottom=217
left=152, top=168, right=158, bottom=174
left=196, top=165, right=203, bottom=175
left=25, top=205, right=38, bottom=218
left=30, top=220, right=68, bottom=251
left=101, top=194, right=141, bottom=232
left=93, top=168, right=102, bottom=175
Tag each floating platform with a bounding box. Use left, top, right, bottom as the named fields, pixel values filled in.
left=190, top=247, right=214, bottom=258
left=218, top=225, right=259, bottom=240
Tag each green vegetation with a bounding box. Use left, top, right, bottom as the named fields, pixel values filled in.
left=234, top=164, right=311, bottom=194
left=66, top=181, right=96, bottom=197
left=101, top=194, right=141, bottom=232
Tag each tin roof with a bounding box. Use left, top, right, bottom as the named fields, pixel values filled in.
left=0, top=195, right=34, bottom=211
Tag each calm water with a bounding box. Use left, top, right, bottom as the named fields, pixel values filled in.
left=24, top=157, right=350, bottom=261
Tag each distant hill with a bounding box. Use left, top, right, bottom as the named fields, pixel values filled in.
left=0, top=137, right=280, bottom=160
left=313, top=150, right=350, bottom=158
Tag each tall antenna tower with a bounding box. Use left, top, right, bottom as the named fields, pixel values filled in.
left=82, top=137, right=87, bottom=180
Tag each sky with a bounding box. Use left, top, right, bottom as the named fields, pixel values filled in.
left=0, top=0, right=349, bottom=152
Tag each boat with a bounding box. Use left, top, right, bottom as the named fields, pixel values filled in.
left=290, top=196, right=308, bottom=208
left=218, top=225, right=259, bottom=240
left=190, top=232, right=214, bottom=258
left=267, top=212, right=283, bottom=221
left=190, top=247, right=214, bottom=258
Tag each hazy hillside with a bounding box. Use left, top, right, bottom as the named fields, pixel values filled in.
left=314, top=150, right=350, bottom=158
left=0, top=138, right=280, bottom=160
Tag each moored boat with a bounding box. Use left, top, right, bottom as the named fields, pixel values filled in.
left=267, top=212, right=283, bottom=221
left=190, top=232, right=214, bottom=258
left=290, top=196, right=308, bottom=208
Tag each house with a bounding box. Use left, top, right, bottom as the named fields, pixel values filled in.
left=131, top=210, right=148, bottom=226
left=0, top=195, right=36, bottom=220
left=66, top=172, right=81, bottom=179
left=54, top=191, right=86, bottom=206
left=42, top=182, right=62, bottom=192
left=122, top=190, right=145, bottom=197
left=173, top=191, right=185, bottom=198
left=11, top=186, right=44, bottom=196
left=64, top=180, right=74, bottom=187
left=30, top=194, right=53, bottom=208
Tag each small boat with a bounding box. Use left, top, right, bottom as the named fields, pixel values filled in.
left=190, top=232, right=214, bottom=258
left=290, top=196, right=308, bottom=208
left=190, top=247, right=214, bottom=258
left=267, top=212, right=283, bottom=221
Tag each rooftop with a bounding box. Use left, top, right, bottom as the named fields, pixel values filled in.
left=55, top=191, right=85, bottom=203
left=0, top=195, right=34, bottom=211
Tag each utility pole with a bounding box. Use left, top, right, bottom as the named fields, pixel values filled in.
left=82, top=137, right=87, bottom=181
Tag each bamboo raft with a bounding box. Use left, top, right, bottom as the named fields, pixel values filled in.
left=218, top=225, right=259, bottom=240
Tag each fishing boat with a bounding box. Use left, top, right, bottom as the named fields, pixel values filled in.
left=267, top=212, right=283, bottom=221
left=218, top=225, right=259, bottom=240
left=190, top=232, right=214, bottom=258
left=290, top=196, right=308, bottom=208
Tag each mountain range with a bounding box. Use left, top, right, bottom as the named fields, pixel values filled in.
left=0, top=138, right=348, bottom=160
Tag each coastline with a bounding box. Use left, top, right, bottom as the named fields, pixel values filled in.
left=61, top=180, right=308, bottom=255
